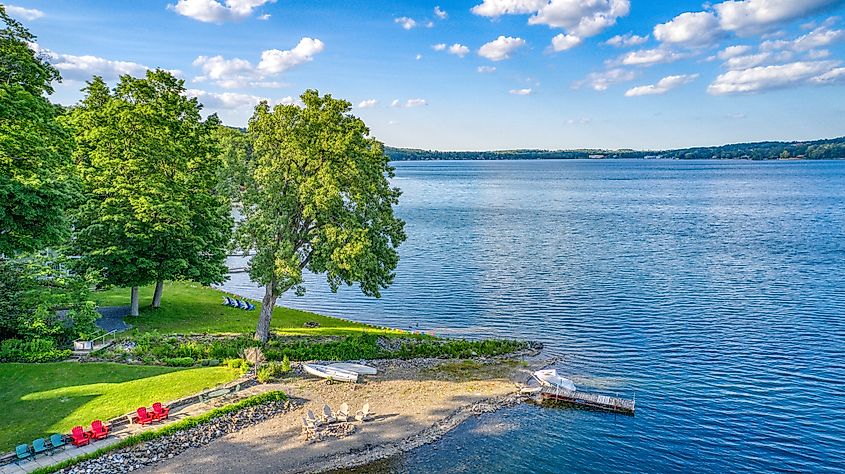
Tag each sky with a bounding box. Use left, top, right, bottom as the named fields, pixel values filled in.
left=5, top=0, right=845, bottom=150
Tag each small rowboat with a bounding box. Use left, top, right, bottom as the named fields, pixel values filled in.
left=533, top=369, right=576, bottom=392
left=302, top=363, right=359, bottom=383
left=328, top=362, right=378, bottom=376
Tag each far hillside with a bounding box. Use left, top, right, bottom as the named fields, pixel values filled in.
left=385, top=136, right=845, bottom=161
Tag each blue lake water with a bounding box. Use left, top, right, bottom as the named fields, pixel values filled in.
left=222, top=160, right=845, bottom=473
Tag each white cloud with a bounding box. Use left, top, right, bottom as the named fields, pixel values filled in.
left=448, top=43, right=470, bottom=57
left=566, top=117, right=592, bottom=124
left=810, top=66, right=845, bottom=84
left=509, top=88, right=533, bottom=95
left=415, top=53, right=423, bottom=60
left=707, top=60, right=841, bottom=94
left=477, top=66, right=497, bottom=73
left=6, top=4, right=45, bottom=20
left=761, top=24, right=844, bottom=51
left=619, top=48, right=683, bottom=66
left=715, top=0, right=843, bottom=32
left=478, top=36, right=526, bottom=61
left=168, top=0, right=276, bottom=23
left=625, top=74, right=699, bottom=96
left=191, top=38, right=324, bottom=88
left=32, top=45, right=150, bottom=81
left=722, top=50, right=794, bottom=69
left=434, top=6, right=448, bottom=19
left=391, top=98, right=428, bottom=108
left=257, top=37, right=325, bottom=74
left=654, top=11, right=722, bottom=45
left=471, top=0, right=546, bottom=17
left=357, top=99, right=378, bottom=108
left=550, top=33, right=582, bottom=51
left=606, top=33, right=649, bottom=47
left=575, top=68, right=637, bottom=90
left=186, top=89, right=264, bottom=109
left=528, top=0, right=630, bottom=37
left=472, top=0, right=629, bottom=37
left=718, top=45, right=753, bottom=59
left=395, top=16, right=417, bottom=30
left=258, top=13, right=270, bottom=20
left=432, top=43, right=447, bottom=51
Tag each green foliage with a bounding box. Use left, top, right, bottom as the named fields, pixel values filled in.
left=64, top=70, right=232, bottom=300
left=256, top=361, right=287, bottom=383
left=281, top=353, right=291, bottom=372
left=0, top=338, right=71, bottom=362
left=226, top=357, right=246, bottom=369
left=237, top=90, right=406, bottom=342
left=0, top=6, right=76, bottom=256
left=162, top=357, right=195, bottom=367
left=31, top=390, right=287, bottom=474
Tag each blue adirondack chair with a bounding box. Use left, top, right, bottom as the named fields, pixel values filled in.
left=244, top=301, right=255, bottom=311
left=32, top=438, right=49, bottom=457
left=49, top=433, right=66, bottom=451
left=15, top=444, right=31, bottom=464
left=235, top=299, right=245, bottom=309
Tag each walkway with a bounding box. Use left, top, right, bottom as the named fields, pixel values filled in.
left=94, top=306, right=131, bottom=332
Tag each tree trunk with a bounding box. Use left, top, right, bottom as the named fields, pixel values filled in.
left=152, top=280, right=164, bottom=308
left=130, top=286, right=140, bottom=317
left=254, top=280, right=277, bottom=344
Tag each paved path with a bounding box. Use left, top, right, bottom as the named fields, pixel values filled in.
left=94, top=306, right=131, bottom=332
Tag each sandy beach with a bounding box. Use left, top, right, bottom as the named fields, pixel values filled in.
left=141, top=358, right=537, bottom=473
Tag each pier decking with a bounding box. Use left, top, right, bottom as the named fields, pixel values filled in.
left=540, top=387, right=635, bottom=415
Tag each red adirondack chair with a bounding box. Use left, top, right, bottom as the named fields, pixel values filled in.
left=70, top=426, right=90, bottom=447
left=152, top=402, right=169, bottom=421
left=133, top=407, right=155, bottom=425
left=89, top=420, right=109, bottom=440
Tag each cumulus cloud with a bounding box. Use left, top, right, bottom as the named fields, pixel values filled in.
left=168, top=0, right=276, bottom=23
left=718, top=45, right=753, bottom=59
left=6, top=4, right=45, bottom=20
left=357, top=99, right=378, bottom=108
left=653, top=11, right=722, bottom=46
left=550, top=33, right=582, bottom=52
left=186, top=89, right=264, bottom=109
left=30, top=44, right=150, bottom=81
left=191, top=38, right=324, bottom=88
left=434, top=6, right=448, bottom=19
left=722, top=50, right=794, bottom=69
left=707, top=60, right=842, bottom=94
left=390, top=98, right=428, bottom=108
left=574, top=68, right=637, bottom=90
left=432, top=43, right=447, bottom=51
left=619, top=48, right=683, bottom=66
left=606, top=33, right=649, bottom=47
left=509, top=88, right=533, bottom=95
left=715, top=0, right=843, bottom=32
left=625, top=74, right=699, bottom=96
left=478, top=36, right=526, bottom=61
left=448, top=44, right=470, bottom=57
left=472, top=0, right=630, bottom=37
left=761, top=24, right=844, bottom=51
left=477, top=65, right=497, bottom=73
left=395, top=16, right=417, bottom=30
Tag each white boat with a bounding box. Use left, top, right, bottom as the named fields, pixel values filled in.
left=533, top=369, right=577, bottom=392
left=302, top=363, right=359, bottom=383
left=328, top=362, right=378, bottom=376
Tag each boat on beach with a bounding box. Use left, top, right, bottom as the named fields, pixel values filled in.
left=302, top=363, right=359, bottom=383
left=328, top=362, right=378, bottom=375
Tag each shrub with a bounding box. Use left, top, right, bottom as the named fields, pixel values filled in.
left=281, top=354, right=291, bottom=372
left=162, top=357, right=195, bottom=367
left=226, top=358, right=246, bottom=369
left=0, top=338, right=72, bottom=362
left=256, top=362, right=286, bottom=383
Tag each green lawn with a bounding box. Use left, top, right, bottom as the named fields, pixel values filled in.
left=0, top=362, right=239, bottom=451
left=92, top=281, right=404, bottom=336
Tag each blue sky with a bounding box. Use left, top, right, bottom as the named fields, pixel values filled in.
left=6, top=0, right=845, bottom=150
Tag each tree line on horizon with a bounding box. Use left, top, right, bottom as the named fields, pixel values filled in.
left=385, top=137, right=845, bottom=161
left=0, top=6, right=404, bottom=348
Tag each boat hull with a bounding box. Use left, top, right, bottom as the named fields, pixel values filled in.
left=302, top=363, right=359, bottom=383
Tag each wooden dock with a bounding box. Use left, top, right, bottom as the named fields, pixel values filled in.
left=540, top=387, right=635, bottom=415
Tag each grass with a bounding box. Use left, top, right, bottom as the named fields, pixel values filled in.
left=31, top=390, right=288, bottom=474
left=0, top=362, right=239, bottom=452
left=92, top=281, right=405, bottom=336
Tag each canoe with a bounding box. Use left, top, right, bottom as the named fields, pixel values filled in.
left=328, top=362, right=378, bottom=376
left=533, top=369, right=576, bottom=392
left=302, top=363, right=359, bottom=383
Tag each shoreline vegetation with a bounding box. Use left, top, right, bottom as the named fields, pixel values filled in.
left=385, top=135, right=845, bottom=161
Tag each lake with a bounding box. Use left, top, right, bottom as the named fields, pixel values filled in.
left=221, top=159, right=845, bottom=473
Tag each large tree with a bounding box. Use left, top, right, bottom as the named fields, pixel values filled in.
left=66, top=71, right=232, bottom=315
left=0, top=6, right=75, bottom=257
left=238, top=90, right=406, bottom=343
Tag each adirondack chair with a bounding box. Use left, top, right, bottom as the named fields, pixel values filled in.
left=306, top=409, right=322, bottom=427
left=244, top=301, right=255, bottom=311
left=337, top=402, right=350, bottom=422
left=222, top=296, right=231, bottom=305
left=134, top=406, right=155, bottom=425
left=322, top=404, right=336, bottom=424
left=32, top=438, right=49, bottom=457
left=49, top=434, right=66, bottom=451
left=235, top=299, right=246, bottom=309
left=152, top=402, right=170, bottom=420
left=70, top=426, right=90, bottom=447
left=355, top=403, right=373, bottom=422
left=89, top=420, right=109, bottom=440
left=15, top=444, right=32, bottom=464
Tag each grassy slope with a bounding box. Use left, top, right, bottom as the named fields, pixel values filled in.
left=93, top=281, right=404, bottom=336
left=0, top=362, right=238, bottom=451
